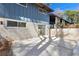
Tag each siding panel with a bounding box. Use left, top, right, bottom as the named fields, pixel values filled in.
left=0, top=3, right=49, bottom=24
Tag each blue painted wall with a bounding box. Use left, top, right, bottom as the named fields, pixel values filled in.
left=0, top=3, right=49, bottom=23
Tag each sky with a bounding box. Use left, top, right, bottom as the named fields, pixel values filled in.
left=50, top=3, right=79, bottom=12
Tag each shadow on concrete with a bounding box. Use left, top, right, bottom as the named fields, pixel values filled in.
left=25, top=37, right=55, bottom=56
left=57, top=28, right=75, bottom=56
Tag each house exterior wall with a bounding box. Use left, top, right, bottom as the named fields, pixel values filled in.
left=0, top=3, right=50, bottom=39
left=0, top=3, right=49, bottom=22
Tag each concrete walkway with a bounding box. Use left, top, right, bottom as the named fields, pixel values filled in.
left=11, top=28, right=79, bottom=56
left=12, top=37, right=76, bottom=56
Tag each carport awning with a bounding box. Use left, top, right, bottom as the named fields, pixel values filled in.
left=48, top=12, right=74, bottom=24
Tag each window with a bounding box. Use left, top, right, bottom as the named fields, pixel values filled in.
left=18, top=22, right=26, bottom=27
left=7, top=21, right=26, bottom=27
left=7, top=21, right=17, bottom=27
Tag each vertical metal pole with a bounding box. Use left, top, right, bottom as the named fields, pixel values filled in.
left=55, top=17, right=58, bottom=37
left=49, top=24, right=51, bottom=40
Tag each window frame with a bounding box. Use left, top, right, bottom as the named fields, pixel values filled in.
left=7, top=20, right=26, bottom=27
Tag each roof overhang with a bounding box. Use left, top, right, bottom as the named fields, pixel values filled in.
left=49, top=12, right=63, bottom=19
left=35, top=3, right=54, bottom=12
left=49, top=12, right=74, bottom=24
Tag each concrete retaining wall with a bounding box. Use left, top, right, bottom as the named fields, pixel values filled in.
left=51, top=28, right=79, bottom=41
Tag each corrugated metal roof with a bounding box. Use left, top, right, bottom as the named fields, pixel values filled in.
left=49, top=12, right=74, bottom=24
